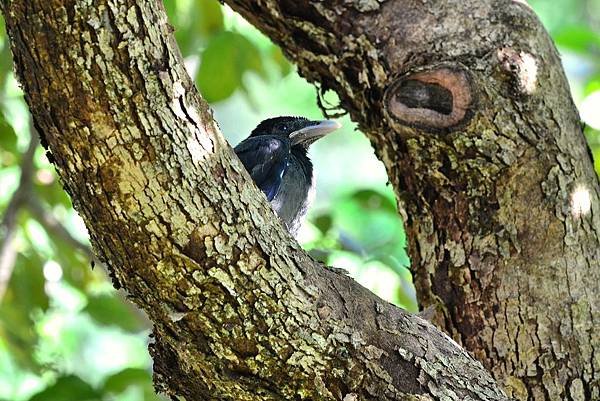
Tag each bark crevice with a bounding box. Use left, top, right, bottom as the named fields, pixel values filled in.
left=2, top=0, right=598, bottom=400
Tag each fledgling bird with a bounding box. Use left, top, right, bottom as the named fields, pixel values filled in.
left=235, top=116, right=341, bottom=235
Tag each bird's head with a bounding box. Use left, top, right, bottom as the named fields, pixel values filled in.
left=250, top=116, right=341, bottom=148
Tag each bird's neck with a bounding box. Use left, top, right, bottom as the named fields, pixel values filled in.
left=291, top=146, right=313, bottom=179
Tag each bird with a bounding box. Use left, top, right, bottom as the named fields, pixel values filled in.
left=234, top=116, right=341, bottom=235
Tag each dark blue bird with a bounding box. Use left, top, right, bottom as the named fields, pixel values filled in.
left=235, top=116, right=341, bottom=235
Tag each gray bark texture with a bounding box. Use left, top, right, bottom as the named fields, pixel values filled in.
left=1, top=0, right=598, bottom=401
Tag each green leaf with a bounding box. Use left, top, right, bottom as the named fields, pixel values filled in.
left=34, top=179, right=72, bottom=208
left=28, top=375, right=99, bottom=401
left=584, top=74, right=600, bottom=96
left=101, top=367, right=152, bottom=394
left=0, top=253, right=48, bottom=371
left=3, top=252, right=49, bottom=312
left=83, top=294, right=145, bottom=332
left=23, top=219, right=54, bottom=259
left=592, top=146, right=600, bottom=176
left=175, top=0, right=224, bottom=55
left=0, top=111, right=18, bottom=154
left=313, top=214, right=333, bottom=234
left=554, top=25, right=600, bottom=53
left=396, top=280, right=418, bottom=313
left=334, top=192, right=404, bottom=253
left=195, top=0, right=225, bottom=37
left=350, top=189, right=397, bottom=213
left=0, top=165, right=19, bottom=206
left=270, top=46, right=292, bottom=77
left=163, top=0, right=177, bottom=23
left=326, top=189, right=411, bottom=280
left=0, top=306, right=40, bottom=371
left=196, top=31, right=265, bottom=102
left=0, top=34, right=14, bottom=90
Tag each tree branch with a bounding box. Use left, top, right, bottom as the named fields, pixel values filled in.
left=221, top=2, right=600, bottom=399
left=3, top=0, right=598, bottom=400
left=0, top=130, right=38, bottom=299
left=25, top=196, right=93, bottom=260
left=0, top=0, right=512, bottom=400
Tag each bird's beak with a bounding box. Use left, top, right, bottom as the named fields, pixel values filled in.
left=289, top=120, right=342, bottom=146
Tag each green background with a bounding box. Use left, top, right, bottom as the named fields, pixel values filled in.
left=0, top=1, right=599, bottom=400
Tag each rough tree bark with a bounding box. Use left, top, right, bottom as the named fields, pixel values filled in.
left=224, top=1, right=600, bottom=400
left=1, top=1, right=597, bottom=401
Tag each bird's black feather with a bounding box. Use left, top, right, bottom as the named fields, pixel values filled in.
left=250, top=116, right=308, bottom=138
left=235, top=116, right=339, bottom=234
left=234, top=135, right=290, bottom=201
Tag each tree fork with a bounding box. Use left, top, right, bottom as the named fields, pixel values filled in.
left=2, top=0, right=598, bottom=401
left=224, top=1, right=600, bottom=400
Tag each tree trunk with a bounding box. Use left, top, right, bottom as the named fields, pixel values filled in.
left=1, top=1, right=597, bottom=401
left=224, top=1, right=600, bottom=400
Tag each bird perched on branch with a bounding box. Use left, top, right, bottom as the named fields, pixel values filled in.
left=235, top=116, right=341, bottom=235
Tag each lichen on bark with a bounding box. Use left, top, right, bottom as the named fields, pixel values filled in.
left=223, top=1, right=600, bottom=400
left=2, top=0, right=598, bottom=400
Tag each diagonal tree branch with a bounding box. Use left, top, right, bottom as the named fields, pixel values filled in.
left=0, top=0, right=515, bottom=400
left=222, top=1, right=600, bottom=399
left=25, top=196, right=93, bottom=260
left=2, top=0, right=598, bottom=400
left=0, top=129, right=38, bottom=299
left=25, top=195, right=150, bottom=324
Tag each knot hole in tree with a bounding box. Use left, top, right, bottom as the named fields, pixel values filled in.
left=384, top=65, right=475, bottom=132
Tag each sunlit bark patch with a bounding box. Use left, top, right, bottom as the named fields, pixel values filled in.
left=570, top=183, right=592, bottom=217
left=497, top=47, right=538, bottom=95
left=384, top=66, right=473, bottom=132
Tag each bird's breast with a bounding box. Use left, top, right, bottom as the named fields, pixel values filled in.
left=270, top=156, right=314, bottom=235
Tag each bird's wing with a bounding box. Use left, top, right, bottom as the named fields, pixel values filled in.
left=234, top=136, right=290, bottom=201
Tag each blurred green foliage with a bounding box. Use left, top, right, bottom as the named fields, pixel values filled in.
left=0, top=0, right=598, bottom=400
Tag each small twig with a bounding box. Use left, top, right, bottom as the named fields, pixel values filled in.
left=0, top=132, right=149, bottom=326
left=0, top=130, right=38, bottom=299
left=26, top=196, right=94, bottom=260
left=315, top=83, right=347, bottom=119
left=26, top=197, right=150, bottom=327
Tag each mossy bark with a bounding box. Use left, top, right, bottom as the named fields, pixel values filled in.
left=2, top=0, right=598, bottom=400
left=224, top=1, right=600, bottom=400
